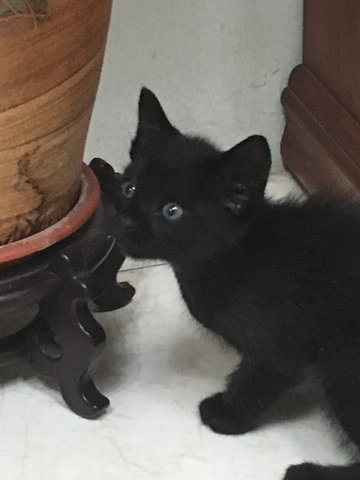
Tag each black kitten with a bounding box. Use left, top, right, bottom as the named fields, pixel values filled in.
left=119, top=87, right=360, bottom=480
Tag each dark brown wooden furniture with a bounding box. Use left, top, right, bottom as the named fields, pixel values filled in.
left=281, top=0, right=360, bottom=195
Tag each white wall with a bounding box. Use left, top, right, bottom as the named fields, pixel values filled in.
left=85, top=0, right=303, bottom=171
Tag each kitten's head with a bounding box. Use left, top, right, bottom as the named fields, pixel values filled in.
left=119, top=88, right=271, bottom=263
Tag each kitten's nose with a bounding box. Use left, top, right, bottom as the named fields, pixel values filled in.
left=121, top=215, right=137, bottom=233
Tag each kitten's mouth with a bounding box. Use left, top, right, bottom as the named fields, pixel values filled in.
left=117, top=220, right=162, bottom=260
left=117, top=235, right=151, bottom=260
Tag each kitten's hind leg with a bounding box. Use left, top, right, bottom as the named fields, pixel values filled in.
left=199, top=358, right=302, bottom=435
left=283, top=337, right=360, bottom=480
left=317, top=336, right=360, bottom=451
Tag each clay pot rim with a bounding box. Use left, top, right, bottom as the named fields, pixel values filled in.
left=0, top=164, right=100, bottom=264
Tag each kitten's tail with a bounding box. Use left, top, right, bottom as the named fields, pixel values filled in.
left=284, top=462, right=360, bottom=479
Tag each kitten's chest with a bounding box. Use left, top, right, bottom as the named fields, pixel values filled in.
left=174, top=265, right=234, bottom=335
left=178, top=282, right=207, bottom=321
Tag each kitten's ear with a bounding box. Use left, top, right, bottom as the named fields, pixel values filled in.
left=130, top=88, right=177, bottom=161
left=138, top=87, right=175, bottom=132
left=221, top=135, right=271, bottom=215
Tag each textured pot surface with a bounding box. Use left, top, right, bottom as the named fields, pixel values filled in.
left=0, top=0, right=112, bottom=244
left=0, top=165, right=100, bottom=265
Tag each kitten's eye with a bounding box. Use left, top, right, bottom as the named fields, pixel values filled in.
left=162, top=203, right=183, bottom=221
left=122, top=181, right=136, bottom=198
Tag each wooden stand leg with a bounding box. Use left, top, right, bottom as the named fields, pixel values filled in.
left=93, top=237, right=135, bottom=313
left=27, top=252, right=109, bottom=418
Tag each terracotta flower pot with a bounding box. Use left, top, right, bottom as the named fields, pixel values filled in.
left=0, top=0, right=112, bottom=244
left=0, top=165, right=100, bottom=265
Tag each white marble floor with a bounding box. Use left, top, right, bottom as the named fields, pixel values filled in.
left=1, top=174, right=354, bottom=480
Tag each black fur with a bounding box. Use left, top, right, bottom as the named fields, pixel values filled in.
left=118, top=87, right=360, bottom=480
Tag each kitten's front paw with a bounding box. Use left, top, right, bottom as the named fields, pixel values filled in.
left=284, top=463, right=326, bottom=480
left=199, top=393, right=254, bottom=435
